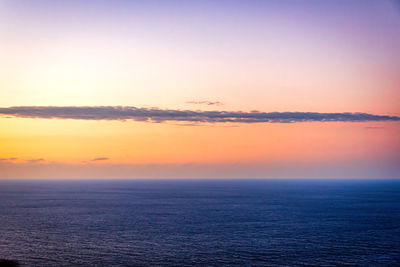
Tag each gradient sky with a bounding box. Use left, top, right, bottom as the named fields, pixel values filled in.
left=0, top=0, right=399, bottom=178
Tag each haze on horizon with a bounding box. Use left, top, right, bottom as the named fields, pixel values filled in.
left=0, top=0, right=399, bottom=179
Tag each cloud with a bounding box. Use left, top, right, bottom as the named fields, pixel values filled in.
left=0, top=157, right=18, bottom=161
left=365, top=126, right=385, bottom=130
left=185, top=101, right=224, bottom=106
left=0, top=106, right=399, bottom=124
left=26, top=158, right=44, bottom=163
left=81, top=157, right=110, bottom=163
left=91, top=157, right=109, bottom=161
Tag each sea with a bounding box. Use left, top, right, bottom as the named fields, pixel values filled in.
left=0, top=179, right=399, bottom=266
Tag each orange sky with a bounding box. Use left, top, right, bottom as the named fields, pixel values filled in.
left=0, top=0, right=399, bottom=178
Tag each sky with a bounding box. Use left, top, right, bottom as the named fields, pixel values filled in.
left=0, top=0, right=399, bottom=178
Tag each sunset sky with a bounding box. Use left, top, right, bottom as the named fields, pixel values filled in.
left=1, top=0, right=399, bottom=178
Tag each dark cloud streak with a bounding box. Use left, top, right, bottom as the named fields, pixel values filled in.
left=185, top=101, right=224, bottom=106
left=0, top=157, right=18, bottom=161
left=91, top=157, right=109, bottom=161
left=26, top=158, right=44, bottom=163
left=0, top=106, right=399, bottom=124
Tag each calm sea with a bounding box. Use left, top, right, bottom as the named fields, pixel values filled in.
left=0, top=179, right=399, bottom=266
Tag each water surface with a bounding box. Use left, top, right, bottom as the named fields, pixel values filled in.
left=0, top=179, right=399, bottom=266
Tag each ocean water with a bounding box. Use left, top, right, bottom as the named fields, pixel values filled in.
left=0, top=179, right=399, bottom=266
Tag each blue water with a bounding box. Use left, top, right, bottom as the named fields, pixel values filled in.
left=0, top=179, right=399, bottom=266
